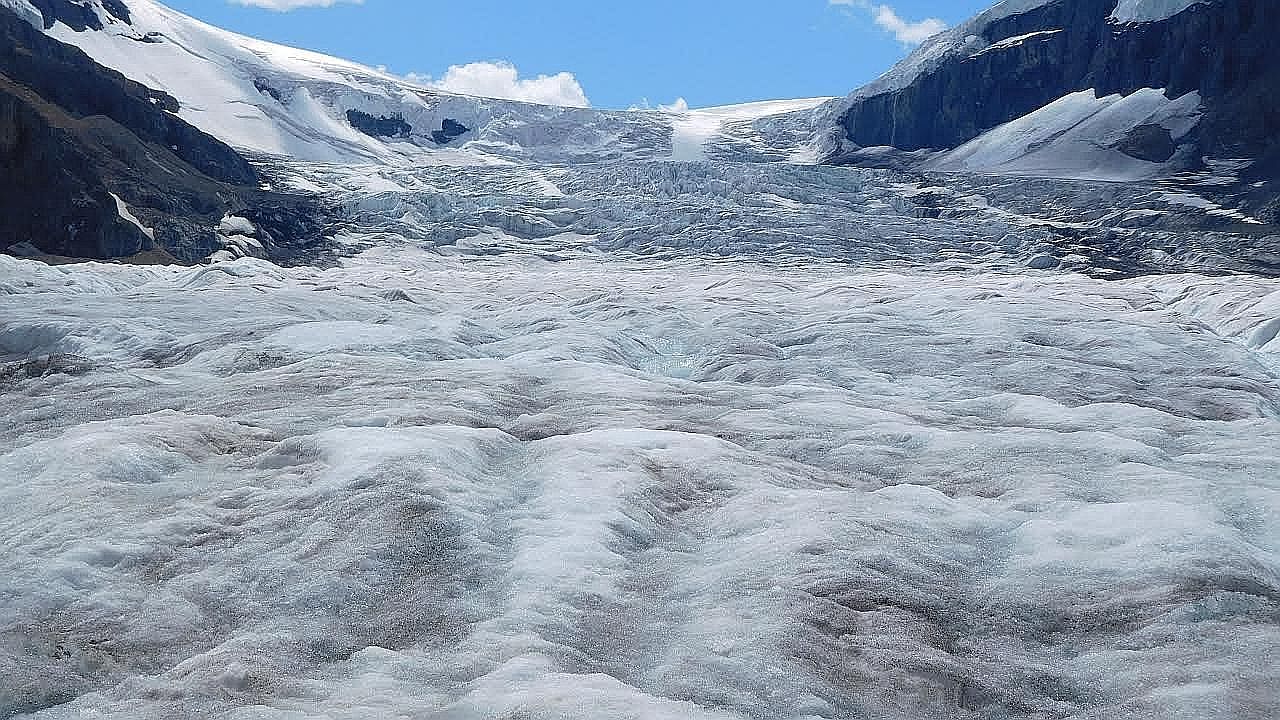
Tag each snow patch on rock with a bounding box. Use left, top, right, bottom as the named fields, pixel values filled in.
left=927, top=88, right=1203, bottom=181
left=1111, top=0, right=1210, bottom=23
left=109, top=192, right=154, bottom=240
left=217, top=214, right=255, bottom=237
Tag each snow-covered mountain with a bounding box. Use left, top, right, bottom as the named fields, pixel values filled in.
left=0, top=0, right=844, bottom=263
left=3, top=0, right=828, bottom=166
left=3, top=0, right=1274, bottom=260
left=813, top=0, right=1277, bottom=208
left=12, top=0, right=1275, bottom=196
left=0, top=0, right=820, bottom=262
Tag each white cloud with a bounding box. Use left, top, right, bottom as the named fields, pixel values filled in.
left=412, top=61, right=590, bottom=108
left=829, top=0, right=947, bottom=45
left=870, top=4, right=947, bottom=44
left=229, top=0, right=362, bottom=9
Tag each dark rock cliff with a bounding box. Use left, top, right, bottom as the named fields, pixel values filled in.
left=347, top=109, right=412, bottom=140
left=836, top=0, right=1278, bottom=164
left=431, top=118, right=470, bottom=145
left=0, top=7, right=254, bottom=185
left=25, top=0, right=130, bottom=31
left=0, top=6, right=331, bottom=263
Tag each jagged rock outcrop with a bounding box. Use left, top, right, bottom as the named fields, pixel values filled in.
left=347, top=110, right=412, bottom=140
left=431, top=118, right=469, bottom=145
left=24, top=0, right=129, bottom=31
left=0, top=6, right=330, bottom=262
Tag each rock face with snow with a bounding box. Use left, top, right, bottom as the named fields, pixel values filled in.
left=825, top=0, right=1278, bottom=198
left=21, top=0, right=130, bottom=31
left=5, top=0, right=675, bottom=165
left=0, top=6, right=331, bottom=261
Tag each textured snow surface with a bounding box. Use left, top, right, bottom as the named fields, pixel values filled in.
left=2, top=242, right=1279, bottom=719
left=259, top=159, right=1276, bottom=277
left=665, top=99, right=833, bottom=163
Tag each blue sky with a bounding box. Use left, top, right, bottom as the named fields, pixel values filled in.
left=162, top=0, right=992, bottom=109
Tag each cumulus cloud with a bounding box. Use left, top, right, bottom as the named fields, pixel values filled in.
left=410, top=61, right=591, bottom=108
left=869, top=4, right=947, bottom=44
left=230, top=0, right=363, bottom=9
left=830, top=0, right=947, bottom=45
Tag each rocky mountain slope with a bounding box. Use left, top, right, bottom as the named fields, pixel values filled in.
left=812, top=0, right=1277, bottom=218
left=0, top=4, right=331, bottom=262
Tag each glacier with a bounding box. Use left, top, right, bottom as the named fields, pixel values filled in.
left=2, top=0, right=1280, bottom=718
left=3, top=158, right=1280, bottom=719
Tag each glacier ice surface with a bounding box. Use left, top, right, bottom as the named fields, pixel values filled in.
left=2, top=204, right=1279, bottom=717
left=1, top=3, right=1278, bottom=711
